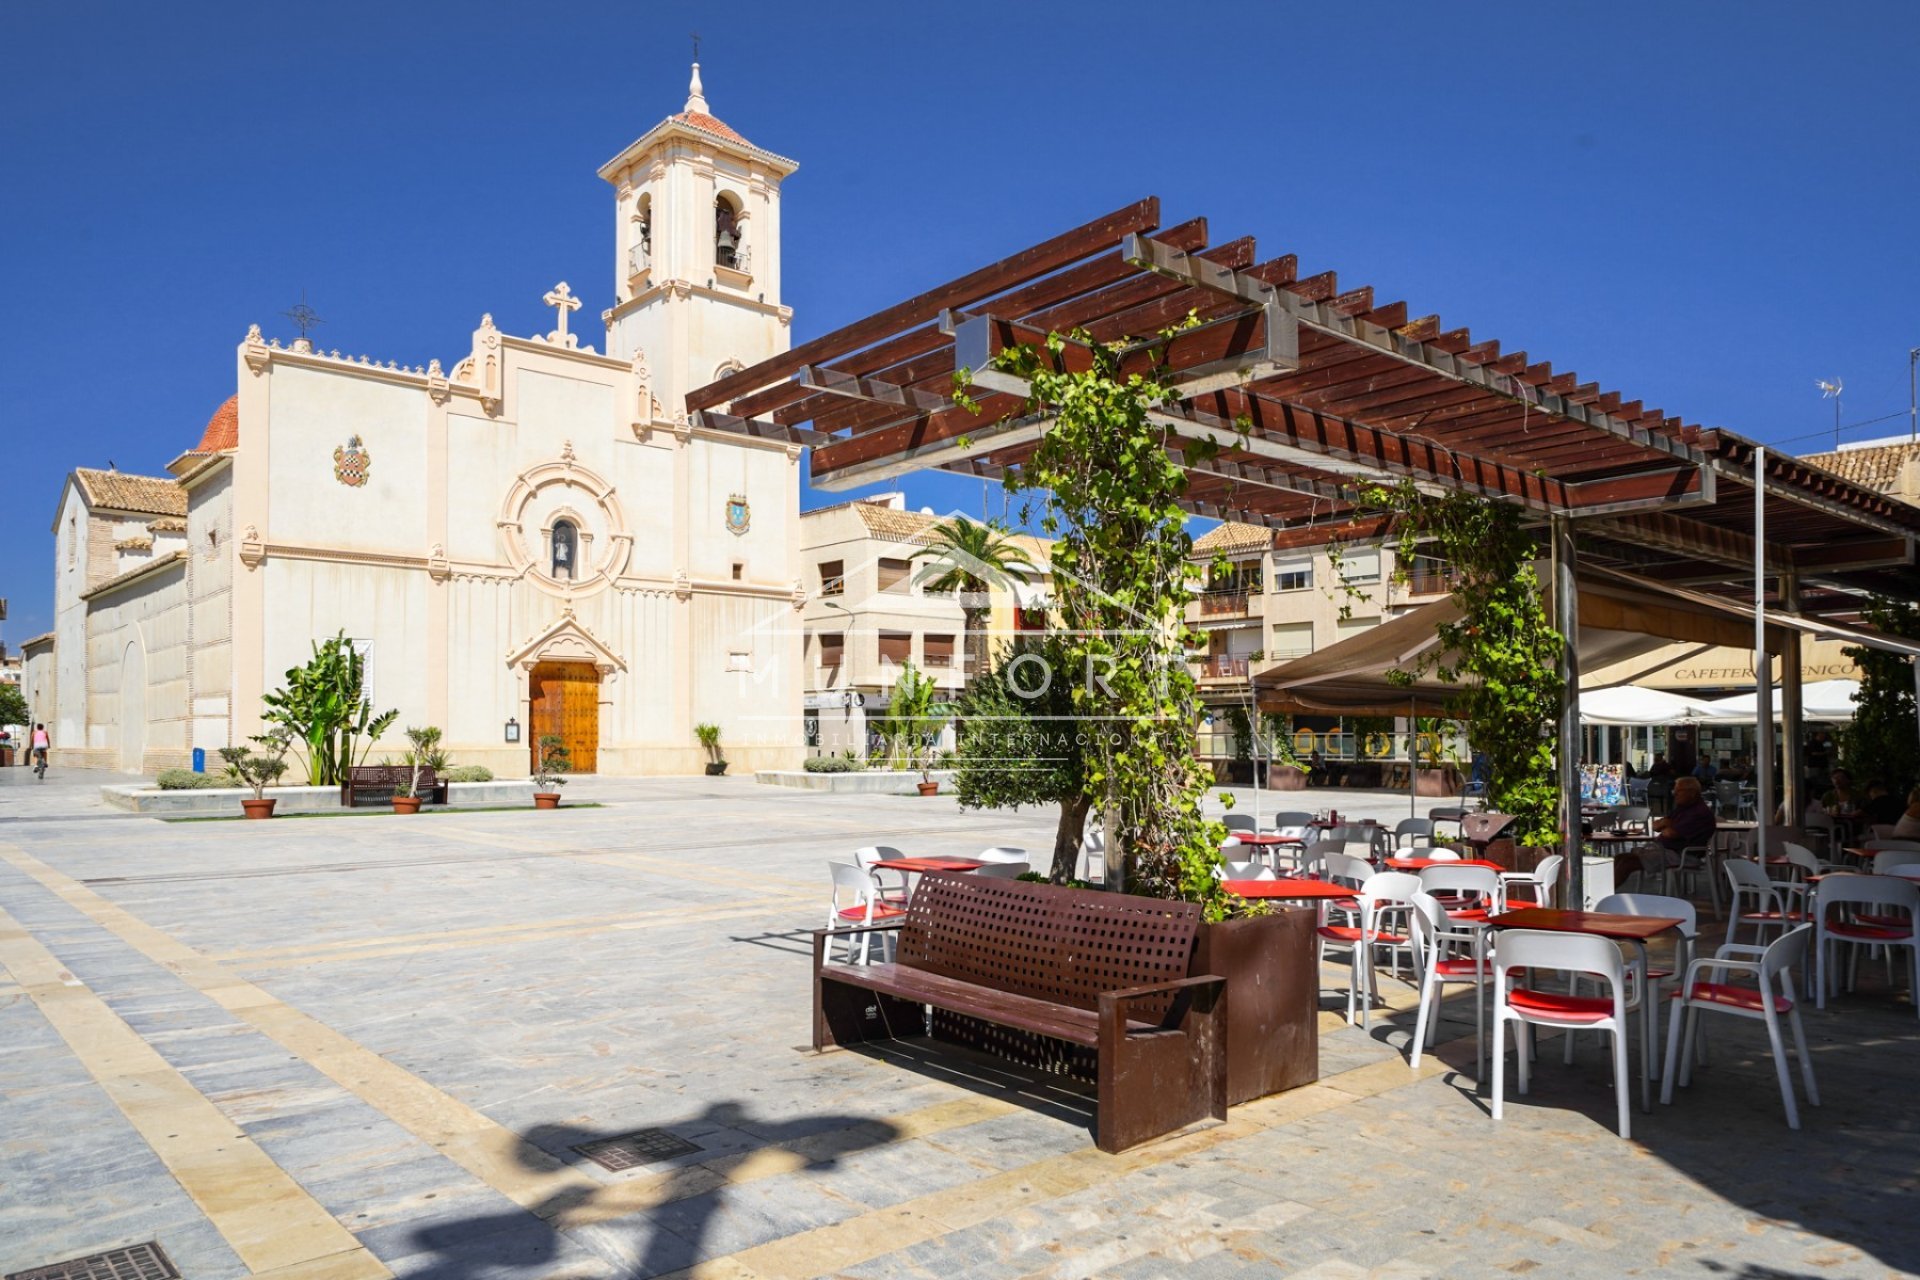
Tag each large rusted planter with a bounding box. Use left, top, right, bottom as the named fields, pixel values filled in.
left=1415, top=766, right=1460, bottom=797
left=1192, top=907, right=1319, bottom=1106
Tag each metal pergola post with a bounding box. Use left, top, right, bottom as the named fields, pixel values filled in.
left=1780, top=571, right=1804, bottom=829
left=1753, top=447, right=1774, bottom=863
left=1553, top=516, right=1584, bottom=907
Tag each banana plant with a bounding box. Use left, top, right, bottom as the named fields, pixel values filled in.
left=262, top=633, right=398, bottom=786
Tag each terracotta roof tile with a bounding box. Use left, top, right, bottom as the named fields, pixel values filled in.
left=852, top=502, right=940, bottom=543
left=147, top=516, right=187, bottom=533
left=194, top=394, right=239, bottom=452
left=72, top=469, right=186, bottom=518
left=79, top=550, right=186, bottom=601
left=671, top=110, right=747, bottom=144
left=1191, top=521, right=1275, bottom=555
left=1801, top=441, right=1920, bottom=495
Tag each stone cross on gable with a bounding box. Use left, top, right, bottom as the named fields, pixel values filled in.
left=543, top=282, right=582, bottom=349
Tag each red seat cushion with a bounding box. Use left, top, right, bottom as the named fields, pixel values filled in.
left=1432, top=957, right=1495, bottom=978
left=1825, top=921, right=1914, bottom=942
left=836, top=902, right=907, bottom=921
left=1688, top=982, right=1790, bottom=1014
left=1317, top=925, right=1410, bottom=946
left=1505, top=988, right=1614, bottom=1023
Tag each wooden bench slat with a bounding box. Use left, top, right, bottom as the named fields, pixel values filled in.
left=819, top=962, right=1156, bottom=1045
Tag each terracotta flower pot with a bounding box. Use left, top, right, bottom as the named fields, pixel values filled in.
left=241, top=798, right=277, bottom=820
left=533, top=792, right=562, bottom=810
left=392, top=796, right=423, bottom=815
left=917, top=781, right=940, bottom=796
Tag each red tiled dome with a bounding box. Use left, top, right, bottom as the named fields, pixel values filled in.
left=195, top=395, right=238, bottom=452
left=672, top=110, right=746, bottom=144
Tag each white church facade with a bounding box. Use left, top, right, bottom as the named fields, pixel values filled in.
left=29, top=68, right=808, bottom=777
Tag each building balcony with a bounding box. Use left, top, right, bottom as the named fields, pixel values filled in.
left=1196, top=589, right=1255, bottom=619
left=1194, top=655, right=1251, bottom=681
left=627, top=243, right=652, bottom=279
left=1404, top=570, right=1455, bottom=597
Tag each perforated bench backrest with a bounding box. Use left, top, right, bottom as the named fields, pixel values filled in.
left=898, top=872, right=1201, bottom=1011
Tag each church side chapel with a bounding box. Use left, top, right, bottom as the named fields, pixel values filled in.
left=40, top=66, right=807, bottom=777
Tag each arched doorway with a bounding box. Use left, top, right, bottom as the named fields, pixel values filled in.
left=119, top=639, right=147, bottom=775
left=529, top=661, right=599, bottom=775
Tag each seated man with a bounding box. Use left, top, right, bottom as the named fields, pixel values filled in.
left=1615, top=775, right=1716, bottom=888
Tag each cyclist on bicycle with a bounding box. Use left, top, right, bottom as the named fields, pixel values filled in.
left=30, top=723, right=50, bottom=778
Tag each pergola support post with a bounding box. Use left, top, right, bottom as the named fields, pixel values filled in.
left=1753, top=447, right=1774, bottom=863
left=1780, top=571, right=1804, bottom=829
left=1552, top=516, right=1584, bottom=906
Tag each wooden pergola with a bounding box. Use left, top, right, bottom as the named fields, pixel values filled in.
left=689, top=197, right=1920, bottom=883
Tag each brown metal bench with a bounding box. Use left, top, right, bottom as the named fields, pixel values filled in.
left=812, top=872, right=1226, bottom=1153
left=341, top=764, right=447, bottom=807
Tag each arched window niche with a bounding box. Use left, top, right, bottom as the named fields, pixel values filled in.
left=550, top=518, right=579, bottom=581
left=714, top=194, right=743, bottom=270
left=629, top=194, right=652, bottom=278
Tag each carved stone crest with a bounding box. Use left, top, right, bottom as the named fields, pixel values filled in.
left=333, top=435, right=371, bottom=487
left=726, top=493, right=751, bottom=535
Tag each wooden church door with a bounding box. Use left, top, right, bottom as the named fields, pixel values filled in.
left=529, top=661, right=599, bottom=774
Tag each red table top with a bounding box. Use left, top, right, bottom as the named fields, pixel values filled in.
left=871, top=858, right=987, bottom=873
left=1487, top=908, right=1684, bottom=941
left=1312, top=819, right=1379, bottom=828
left=1386, top=857, right=1504, bottom=871
left=1224, top=878, right=1355, bottom=900
left=1223, top=832, right=1292, bottom=845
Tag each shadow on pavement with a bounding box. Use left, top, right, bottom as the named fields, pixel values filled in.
left=394, top=1099, right=901, bottom=1278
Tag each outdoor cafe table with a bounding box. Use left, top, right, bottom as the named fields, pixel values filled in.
left=871, top=858, right=987, bottom=874
left=1385, top=857, right=1504, bottom=872
left=1222, top=877, right=1355, bottom=901
left=1486, top=908, right=1684, bottom=1076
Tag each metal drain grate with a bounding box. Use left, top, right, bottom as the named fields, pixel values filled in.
left=573, top=1128, right=702, bottom=1171
left=7, top=1242, right=180, bottom=1280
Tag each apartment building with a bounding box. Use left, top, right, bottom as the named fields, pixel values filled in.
left=799, top=495, right=1050, bottom=755
left=1186, top=521, right=1450, bottom=759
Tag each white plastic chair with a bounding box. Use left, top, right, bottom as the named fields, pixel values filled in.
left=1585, top=892, right=1698, bottom=1081
left=1222, top=814, right=1259, bottom=834
left=1813, top=873, right=1919, bottom=1018
left=1663, top=925, right=1819, bottom=1129
left=1408, top=890, right=1493, bottom=1073
left=975, top=846, right=1030, bottom=864
left=1493, top=929, right=1645, bottom=1139
left=968, top=861, right=1030, bottom=879
left=1418, top=864, right=1501, bottom=919
left=1317, top=870, right=1421, bottom=1027
left=1725, top=858, right=1807, bottom=949
left=1500, top=855, right=1565, bottom=910
left=1394, top=818, right=1435, bottom=851
left=826, top=861, right=905, bottom=963
left=852, top=845, right=909, bottom=906
left=1420, top=846, right=1464, bottom=863
left=1222, top=860, right=1277, bottom=881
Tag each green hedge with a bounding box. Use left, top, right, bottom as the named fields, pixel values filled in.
left=156, top=769, right=230, bottom=790
left=443, top=765, right=494, bottom=783
left=803, top=755, right=862, bottom=773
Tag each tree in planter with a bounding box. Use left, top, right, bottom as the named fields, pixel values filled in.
left=398, top=725, right=448, bottom=799
left=962, top=324, right=1224, bottom=911
left=951, top=635, right=1092, bottom=881
left=877, top=661, right=949, bottom=782
left=694, top=722, right=726, bottom=774
left=261, top=633, right=398, bottom=786
left=220, top=729, right=294, bottom=801
left=1838, top=596, right=1920, bottom=796
left=532, top=734, right=571, bottom=792
left=911, top=516, right=1037, bottom=685
left=0, top=684, right=28, bottom=732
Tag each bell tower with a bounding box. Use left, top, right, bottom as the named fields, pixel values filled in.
left=598, top=63, right=798, bottom=421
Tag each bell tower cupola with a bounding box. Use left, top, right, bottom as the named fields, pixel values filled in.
left=597, top=63, right=798, bottom=421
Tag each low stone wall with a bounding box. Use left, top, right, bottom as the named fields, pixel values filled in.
left=101, top=780, right=537, bottom=816
left=754, top=769, right=957, bottom=795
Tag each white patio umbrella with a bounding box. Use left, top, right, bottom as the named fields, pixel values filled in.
left=1700, top=678, right=1862, bottom=722
left=1578, top=685, right=1722, bottom=726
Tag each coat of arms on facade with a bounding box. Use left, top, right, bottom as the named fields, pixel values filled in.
left=333, top=435, right=371, bottom=487
left=726, top=493, right=750, bottom=534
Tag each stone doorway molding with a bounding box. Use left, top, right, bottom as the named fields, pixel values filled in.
left=506, top=610, right=628, bottom=685
left=496, top=447, right=634, bottom=598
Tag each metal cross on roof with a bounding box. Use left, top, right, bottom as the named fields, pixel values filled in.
left=281, top=291, right=324, bottom=342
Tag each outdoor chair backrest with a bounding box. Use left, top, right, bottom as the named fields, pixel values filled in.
left=895, top=872, right=1201, bottom=1017
left=976, top=847, right=1030, bottom=863
left=1419, top=864, right=1500, bottom=902
left=968, top=861, right=1030, bottom=879
left=1780, top=843, right=1821, bottom=877
left=1271, top=811, right=1315, bottom=828
left=853, top=846, right=905, bottom=872
left=1874, top=849, right=1920, bottom=875
left=829, top=861, right=885, bottom=916
left=1496, top=929, right=1625, bottom=991
left=1324, top=852, right=1374, bottom=889
left=1222, top=860, right=1276, bottom=881
left=1222, top=814, right=1258, bottom=833
left=1610, top=806, right=1652, bottom=834
left=1395, top=818, right=1434, bottom=847
left=1815, top=872, right=1919, bottom=918
left=1594, top=892, right=1698, bottom=943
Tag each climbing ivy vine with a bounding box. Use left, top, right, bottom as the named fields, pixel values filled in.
left=959, top=326, right=1227, bottom=914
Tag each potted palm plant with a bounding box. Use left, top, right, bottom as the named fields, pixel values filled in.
left=695, top=722, right=727, bottom=776
left=220, top=729, right=293, bottom=819
left=393, top=725, right=447, bottom=814
left=910, top=515, right=1037, bottom=686
left=532, top=734, right=570, bottom=809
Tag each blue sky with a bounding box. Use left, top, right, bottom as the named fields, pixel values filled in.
left=4, top=1, right=1918, bottom=640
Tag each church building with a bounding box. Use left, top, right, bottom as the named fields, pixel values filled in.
left=31, top=67, right=808, bottom=777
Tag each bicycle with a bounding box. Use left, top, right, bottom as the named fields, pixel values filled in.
left=33, top=748, right=48, bottom=781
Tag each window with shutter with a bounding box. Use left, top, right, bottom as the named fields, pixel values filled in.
left=1269, top=621, right=1314, bottom=660
left=1272, top=554, right=1313, bottom=592
left=1338, top=547, right=1381, bottom=584
left=818, top=633, right=845, bottom=670
left=878, top=558, right=912, bottom=593
left=818, top=560, right=844, bottom=596
left=878, top=631, right=912, bottom=665
left=924, top=634, right=955, bottom=667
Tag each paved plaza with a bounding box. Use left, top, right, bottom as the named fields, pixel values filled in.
left=2, top=767, right=1917, bottom=1279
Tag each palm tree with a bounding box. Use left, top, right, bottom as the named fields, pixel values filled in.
left=912, top=516, right=1038, bottom=686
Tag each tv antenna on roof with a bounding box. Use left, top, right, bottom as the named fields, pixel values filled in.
left=691, top=31, right=700, bottom=61
left=1817, top=377, right=1843, bottom=448
left=282, top=290, right=324, bottom=343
